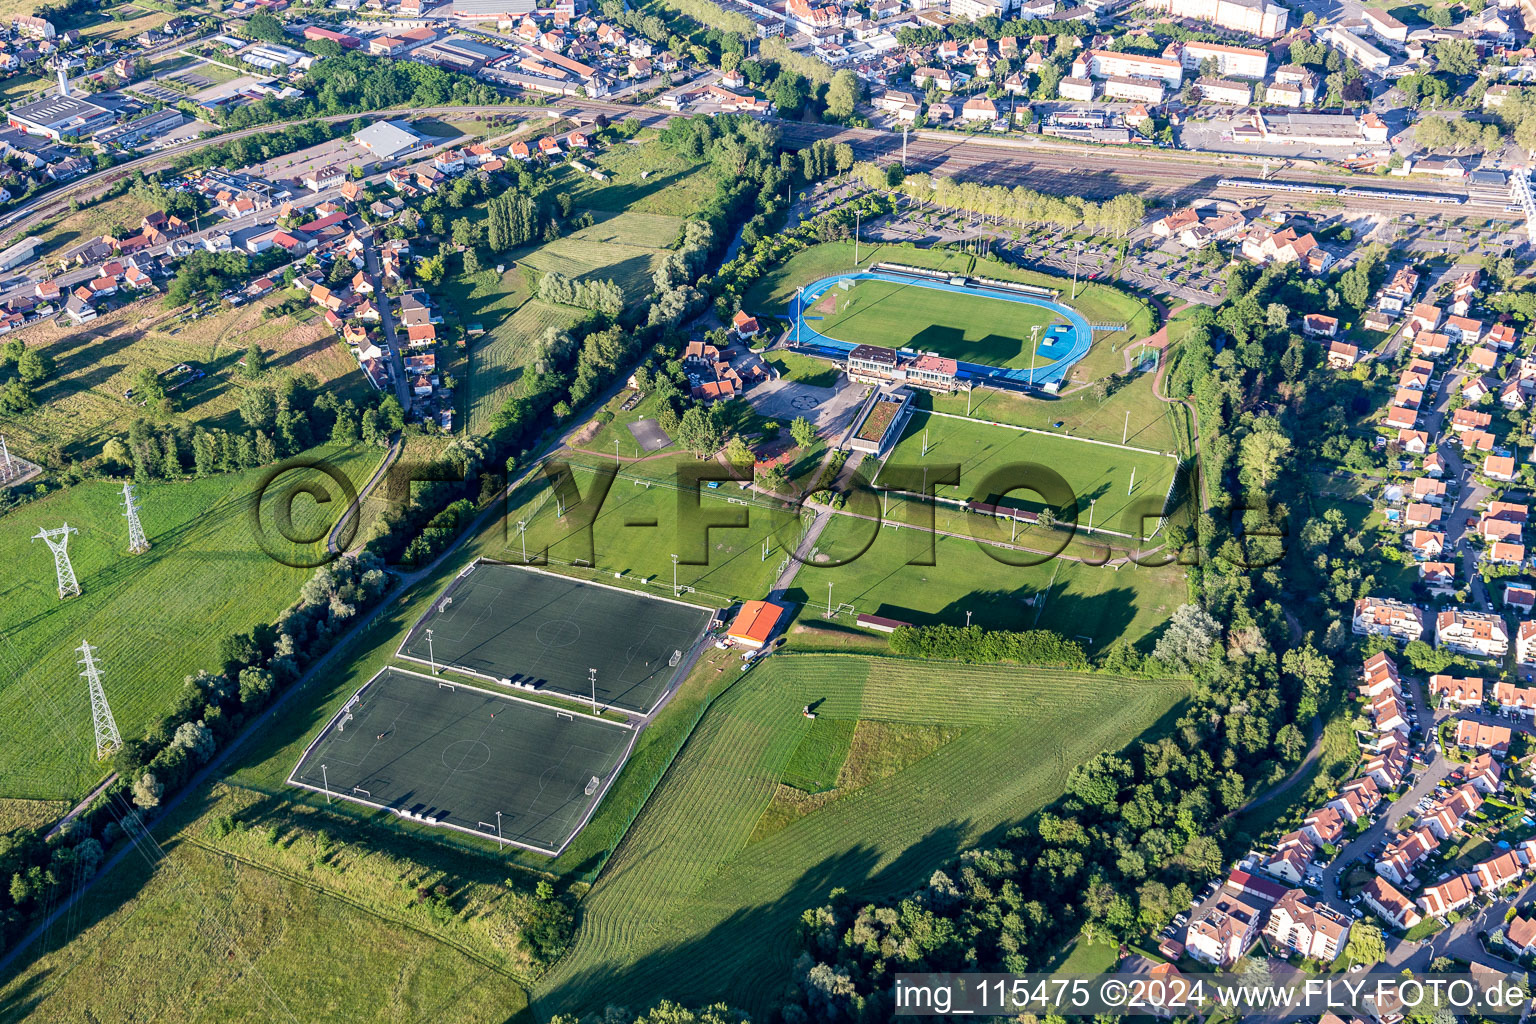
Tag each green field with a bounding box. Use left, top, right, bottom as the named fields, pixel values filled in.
left=810, top=278, right=1065, bottom=369
left=8, top=295, right=372, bottom=462
left=0, top=445, right=384, bottom=800
left=439, top=265, right=577, bottom=435
left=521, top=211, right=681, bottom=303
left=533, top=653, right=1187, bottom=1019
left=791, top=516, right=1186, bottom=651
left=560, top=135, right=723, bottom=218
left=928, top=372, right=1184, bottom=455
left=746, top=242, right=1151, bottom=343
left=447, top=209, right=682, bottom=435
left=496, top=456, right=792, bottom=608
left=877, top=409, right=1179, bottom=532
left=0, top=841, right=528, bottom=1024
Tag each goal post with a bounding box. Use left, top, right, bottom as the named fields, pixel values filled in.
left=668, top=649, right=682, bottom=667
left=585, top=775, right=600, bottom=796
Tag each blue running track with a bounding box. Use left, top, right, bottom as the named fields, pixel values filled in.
left=788, top=269, right=1092, bottom=387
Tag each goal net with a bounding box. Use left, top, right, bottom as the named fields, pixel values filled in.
left=668, top=649, right=682, bottom=667
left=585, top=775, right=601, bottom=796
left=833, top=603, right=856, bottom=619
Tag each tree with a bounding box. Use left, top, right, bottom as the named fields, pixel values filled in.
left=674, top=405, right=723, bottom=455
left=15, top=346, right=50, bottom=383
left=790, top=416, right=818, bottom=449
left=1238, top=426, right=1292, bottom=489
left=242, top=342, right=265, bottom=379
left=724, top=435, right=754, bottom=465
left=132, top=770, right=163, bottom=809
left=239, top=386, right=276, bottom=430
left=1153, top=603, right=1222, bottom=671
left=824, top=69, right=863, bottom=121
left=1345, top=922, right=1387, bottom=966
left=1433, top=38, right=1476, bottom=73
left=132, top=367, right=171, bottom=414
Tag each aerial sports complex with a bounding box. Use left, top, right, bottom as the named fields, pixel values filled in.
left=788, top=265, right=1094, bottom=388
left=288, top=561, right=714, bottom=854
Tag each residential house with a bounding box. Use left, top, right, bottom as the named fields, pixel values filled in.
left=1303, top=313, right=1339, bottom=337
left=1264, top=890, right=1351, bottom=961
left=1474, top=849, right=1524, bottom=891
left=1456, top=720, right=1512, bottom=756
left=1362, top=876, right=1423, bottom=931
left=1429, top=675, right=1484, bottom=706
left=1418, top=874, right=1476, bottom=918
left=1353, top=598, right=1425, bottom=641
left=1486, top=455, right=1518, bottom=482
left=1518, top=621, right=1536, bottom=666
left=1409, top=530, right=1444, bottom=559
left=1494, top=681, right=1536, bottom=717
left=1186, top=892, right=1267, bottom=966
left=1436, top=609, right=1509, bottom=657
left=1376, top=827, right=1438, bottom=886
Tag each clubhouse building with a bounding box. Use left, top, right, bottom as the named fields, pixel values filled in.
left=843, top=344, right=960, bottom=392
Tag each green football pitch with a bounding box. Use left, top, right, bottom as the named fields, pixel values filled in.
left=398, top=562, right=712, bottom=715
left=289, top=667, right=635, bottom=855
left=810, top=279, right=1065, bottom=368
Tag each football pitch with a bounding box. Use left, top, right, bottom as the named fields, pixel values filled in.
left=398, top=561, right=713, bottom=715
left=289, top=667, right=635, bottom=855
left=810, top=278, right=1064, bottom=368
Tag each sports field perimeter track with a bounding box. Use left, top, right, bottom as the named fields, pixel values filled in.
left=790, top=269, right=1092, bottom=387
left=289, top=666, right=636, bottom=855
left=398, top=561, right=714, bottom=715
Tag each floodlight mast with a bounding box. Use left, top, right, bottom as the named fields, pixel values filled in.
left=77, top=641, right=121, bottom=760
left=33, top=523, right=80, bottom=599
left=589, top=667, right=598, bottom=715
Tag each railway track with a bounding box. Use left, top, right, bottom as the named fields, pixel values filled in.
left=5, top=99, right=1510, bottom=253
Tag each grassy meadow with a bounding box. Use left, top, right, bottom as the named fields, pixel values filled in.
left=0, top=842, right=528, bottom=1024
left=7, top=294, right=371, bottom=463
left=0, top=445, right=385, bottom=800
left=533, top=652, right=1188, bottom=1020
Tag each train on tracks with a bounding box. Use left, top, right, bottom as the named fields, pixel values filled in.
left=1217, top=177, right=1466, bottom=206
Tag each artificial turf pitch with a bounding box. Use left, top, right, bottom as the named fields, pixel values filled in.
left=398, top=562, right=713, bottom=715
left=289, top=667, right=635, bottom=854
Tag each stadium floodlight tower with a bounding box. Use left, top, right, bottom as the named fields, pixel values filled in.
left=121, top=482, right=149, bottom=554
left=33, top=523, right=81, bottom=599
left=77, top=641, right=122, bottom=760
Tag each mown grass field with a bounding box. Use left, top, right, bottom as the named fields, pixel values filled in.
left=533, top=653, right=1188, bottom=1020
left=811, top=278, right=1063, bottom=368
left=0, top=445, right=385, bottom=800
left=0, top=842, right=528, bottom=1024
left=449, top=209, right=681, bottom=435
left=789, top=516, right=1185, bottom=651
left=746, top=242, right=1151, bottom=342
left=438, top=265, right=577, bottom=435
left=877, top=409, right=1180, bottom=532
left=926, top=371, right=1183, bottom=455
left=521, top=211, right=679, bottom=304
left=495, top=455, right=791, bottom=608
left=7, top=294, right=370, bottom=463
left=562, top=136, right=723, bottom=218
